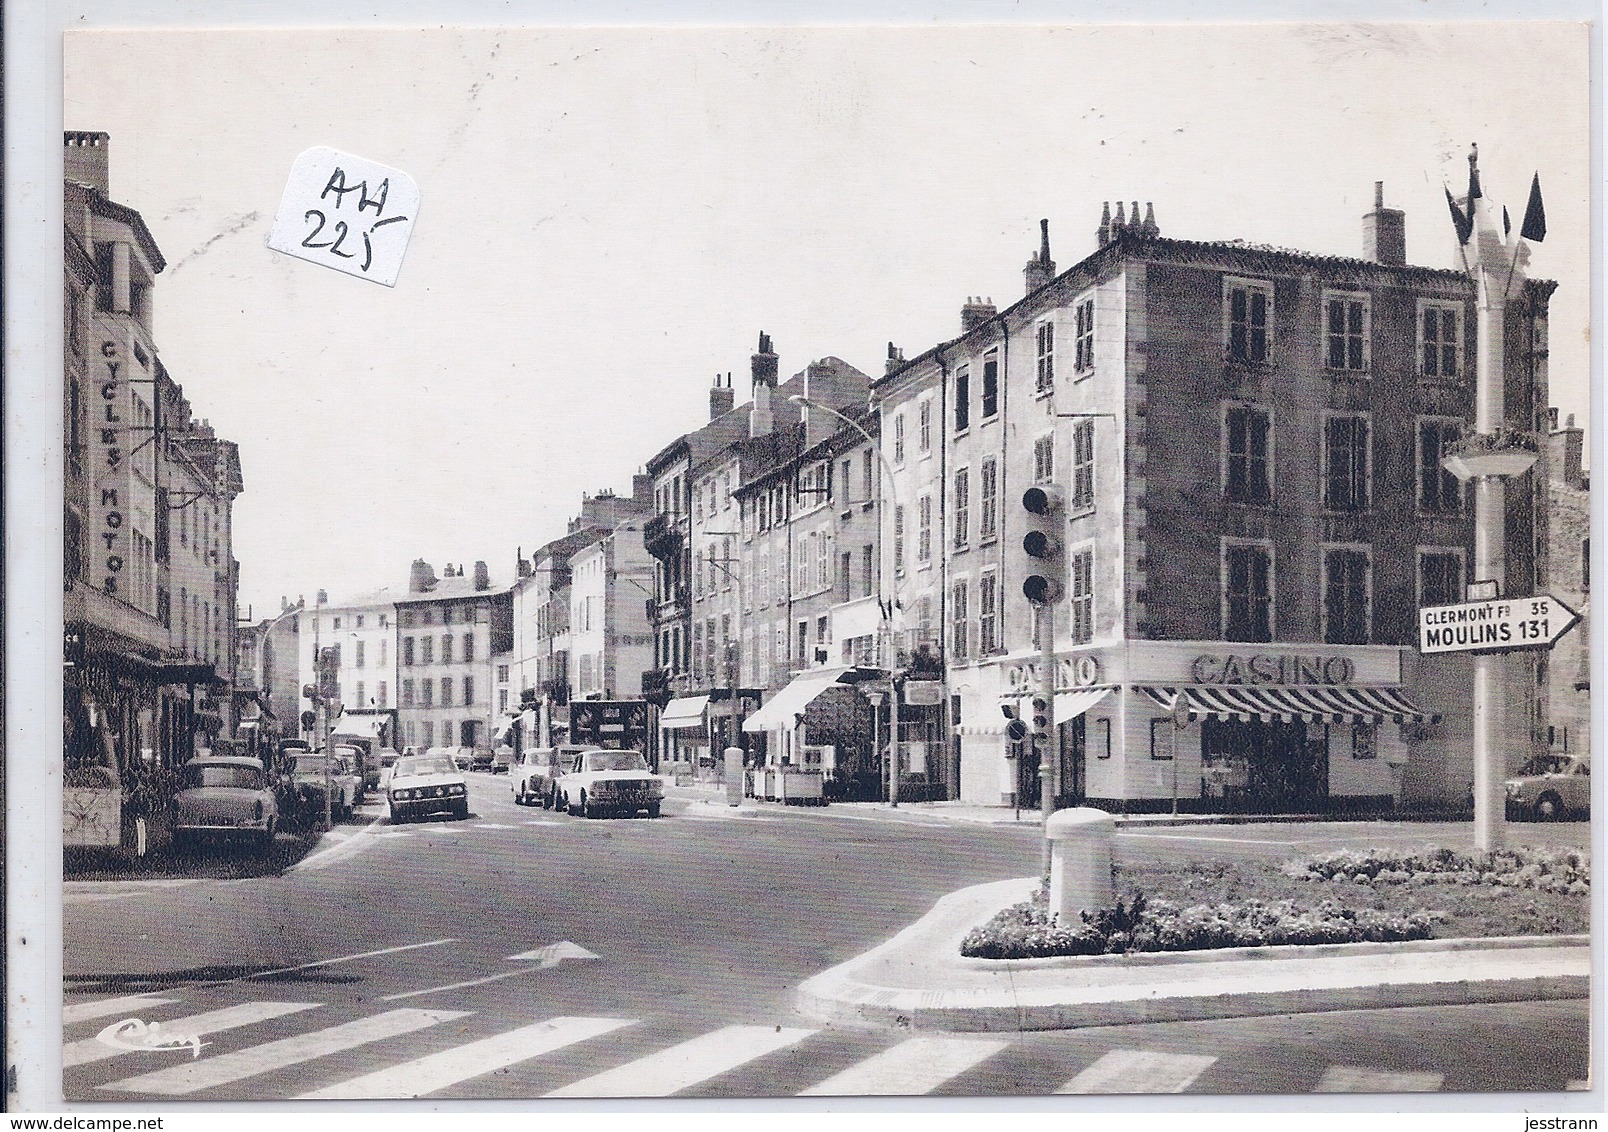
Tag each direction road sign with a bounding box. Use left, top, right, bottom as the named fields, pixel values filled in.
left=1418, top=594, right=1581, bottom=655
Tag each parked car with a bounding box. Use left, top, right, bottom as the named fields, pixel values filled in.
left=471, top=747, right=496, bottom=772
left=388, top=753, right=469, bottom=822
left=290, top=751, right=363, bottom=820
left=331, top=744, right=369, bottom=804
left=511, top=747, right=575, bottom=808
left=376, top=748, right=401, bottom=788
left=173, top=756, right=278, bottom=851
left=1505, top=754, right=1591, bottom=820
left=427, top=745, right=472, bottom=772
left=555, top=748, right=665, bottom=818
left=491, top=744, right=515, bottom=774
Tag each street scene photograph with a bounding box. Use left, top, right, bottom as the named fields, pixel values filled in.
left=37, top=14, right=1595, bottom=1111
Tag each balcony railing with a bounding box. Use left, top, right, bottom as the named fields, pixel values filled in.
left=643, top=513, right=684, bottom=561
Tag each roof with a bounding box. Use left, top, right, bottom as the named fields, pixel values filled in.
left=397, top=574, right=511, bottom=604
left=79, top=184, right=167, bottom=273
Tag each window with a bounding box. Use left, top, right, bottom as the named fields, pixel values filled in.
left=399, top=609, right=413, bottom=629
left=1351, top=722, right=1377, bottom=760
left=979, top=458, right=998, bottom=542
left=423, top=722, right=434, bottom=748
left=421, top=679, right=434, bottom=707
left=982, top=350, right=999, bottom=418
left=893, top=412, right=906, bottom=463
left=979, top=572, right=998, bottom=654
left=1037, top=319, right=1057, bottom=390
left=402, top=637, right=415, bottom=666
left=894, top=505, right=906, bottom=575
left=463, top=676, right=474, bottom=706
left=1418, top=419, right=1463, bottom=514
left=1224, top=542, right=1273, bottom=642
left=463, top=633, right=474, bottom=662
left=1150, top=719, right=1174, bottom=760
left=692, top=621, right=704, bottom=682
left=796, top=620, right=809, bottom=666
left=796, top=537, right=810, bottom=591
left=954, top=367, right=970, bottom=433
left=441, top=634, right=453, bottom=664
left=356, top=615, right=365, bottom=629
left=355, top=681, right=365, bottom=706
left=1070, top=547, right=1094, bottom=643
left=1074, top=298, right=1095, bottom=373
left=377, top=681, right=388, bottom=709
left=1323, top=547, right=1371, bottom=644
left=333, top=617, right=342, bottom=630
left=441, top=677, right=453, bottom=705
left=420, top=636, right=434, bottom=665
left=379, top=639, right=388, bottom=667
left=816, top=530, right=831, bottom=589
left=1224, top=405, right=1271, bottom=504
left=1033, top=435, right=1055, bottom=483
left=1418, top=549, right=1465, bottom=608
left=1224, top=278, right=1272, bottom=364
left=917, top=495, right=932, bottom=564
left=379, top=613, right=389, bottom=629
left=953, top=469, right=970, bottom=550
left=1419, top=300, right=1462, bottom=379
left=1324, top=291, right=1370, bottom=371
left=861, top=544, right=875, bottom=598
left=499, top=689, right=508, bottom=713
left=918, top=400, right=931, bottom=453
left=1324, top=415, right=1370, bottom=511
left=950, top=579, right=970, bottom=660
left=1071, top=420, right=1095, bottom=509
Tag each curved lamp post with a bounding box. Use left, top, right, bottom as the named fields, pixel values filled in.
left=788, top=393, right=904, bottom=807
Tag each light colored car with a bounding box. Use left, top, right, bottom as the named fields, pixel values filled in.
left=1505, top=754, right=1590, bottom=820
left=291, top=751, right=362, bottom=820
left=512, top=747, right=572, bottom=808
left=556, top=748, right=665, bottom=819
left=173, top=756, right=278, bottom=851
left=428, top=745, right=472, bottom=772
left=376, top=748, right=401, bottom=788
left=388, top=753, right=469, bottom=822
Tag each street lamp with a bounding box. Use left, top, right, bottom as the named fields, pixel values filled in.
left=789, top=393, right=904, bottom=807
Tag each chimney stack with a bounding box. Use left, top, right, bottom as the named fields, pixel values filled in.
left=960, top=296, right=997, bottom=334
left=64, top=131, right=111, bottom=194
left=1023, top=218, right=1056, bottom=293
left=632, top=472, right=654, bottom=505
left=884, top=341, right=906, bottom=376
left=408, top=559, right=437, bottom=593
left=1548, top=410, right=1585, bottom=489
left=709, top=372, right=734, bottom=419
left=473, top=560, right=491, bottom=591
left=1095, top=201, right=1112, bottom=246
left=750, top=331, right=778, bottom=438
left=1362, top=180, right=1406, bottom=266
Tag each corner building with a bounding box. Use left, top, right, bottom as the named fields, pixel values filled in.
left=913, top=192, right=1549, bottom=813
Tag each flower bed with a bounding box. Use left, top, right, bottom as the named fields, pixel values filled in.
left=961, top=845, right=1590, bottom=960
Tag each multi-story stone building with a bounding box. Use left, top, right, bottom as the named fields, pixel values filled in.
left=900, top=185, right=1550, bottom=813
left=395, top=560, right=512, bottom=752
left=234, top=598, right=303, bottom=747
left=1540, top=410, right=1589, bottom=757
left=295, top=586, right=399, bottom=744
left=63, top=131, right=246, bottom=852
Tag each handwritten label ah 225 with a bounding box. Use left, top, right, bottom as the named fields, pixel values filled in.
left=268, top=147, right=420, bottom=287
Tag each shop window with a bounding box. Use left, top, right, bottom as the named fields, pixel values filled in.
left=1351, top=722, right=1377, bottom=759
left=1150, top=719, right=1174, bottom=760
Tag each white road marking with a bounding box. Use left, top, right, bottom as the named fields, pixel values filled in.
left=1314, top=1066, right=1445, bottom=1092
left=64, top=1002, right=319, bottom=1068
left=206, top=937, right=459, bottom=987
left=289, top=816, right=386, bottom=872
left=471, top=823, right=516, bottom=830
left=298, top=1015, right=633, bottom=1099
left=545, top=1024, right=816, bottom=1097
left=797, top=1037, right=1007, bottom=1096
left=506, top=942, right=599, bottom=966
left=100, top=1008, right=469, bottom=1096
left=63, top=995, right=178, bottom=1026
left=379, top=970, right=525, bottom=1001
left=1057, top=1050, right=1217, bottom=1094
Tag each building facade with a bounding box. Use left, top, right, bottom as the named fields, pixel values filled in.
left=395, top=561, right=510, bottom=752
left=1540, top=411, right=1590, bottom=757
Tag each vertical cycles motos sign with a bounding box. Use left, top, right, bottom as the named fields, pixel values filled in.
left=95, top=340, right=128, bottom=596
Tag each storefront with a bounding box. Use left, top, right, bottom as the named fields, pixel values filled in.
left=658, top=689, right=761, bottom=779
left=967, top=641, right=1446, bottom=814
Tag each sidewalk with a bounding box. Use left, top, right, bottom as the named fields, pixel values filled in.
left=795, top=877, right=1592, bottom=1033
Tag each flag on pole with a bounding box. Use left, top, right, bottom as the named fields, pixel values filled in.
left=1502, top=205, right=1511, bottom=238
left=1445, top=186, right=1472, bottom=245
left=1521, top=172, right=1547, bottom=242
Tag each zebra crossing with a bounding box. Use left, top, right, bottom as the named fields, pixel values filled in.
left=63, top=988, right=1485, bottom=1100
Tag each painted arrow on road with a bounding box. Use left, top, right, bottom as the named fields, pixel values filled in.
left=506, top=942, right=600, bottom=968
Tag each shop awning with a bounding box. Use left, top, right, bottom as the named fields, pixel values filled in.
left=660, top=695, right=710, bottom=731
left=1139, top=685, right=1439, bottom=725
left=331, top=713, right=387, bottom=738
left=742, top=668, right=856, bottom=733
left=1055, top=687, right=1112, bottom=725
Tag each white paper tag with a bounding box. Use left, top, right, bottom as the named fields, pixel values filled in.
left=267, top=146, right=419, bottom=286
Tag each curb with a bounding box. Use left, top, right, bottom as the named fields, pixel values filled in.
left=795, top=879, right=1593, bottom=1033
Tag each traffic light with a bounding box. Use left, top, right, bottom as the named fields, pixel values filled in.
left=1021, top=484, right=1065, bottom=604
left=1029, top=693, right=1052, bottom=745
left=300, top=710, right=316, bottom=731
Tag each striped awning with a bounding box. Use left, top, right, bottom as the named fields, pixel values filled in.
left=1138, top=685, right=1439, bottom=725
left=659, top=695, right=710, bottom=731
left=962, top=698, right=1029, bottom=736
left=1055, top=687, right=1112, bottom=725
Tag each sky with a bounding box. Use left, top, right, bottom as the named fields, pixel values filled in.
left=60, top=20, right=1592, bottom=619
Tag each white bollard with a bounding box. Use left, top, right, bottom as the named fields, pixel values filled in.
left=724, top=747, right=744, bottom=807
left=1045, top=807, right=1115, bottom=925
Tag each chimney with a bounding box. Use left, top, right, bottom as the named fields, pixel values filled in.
left=632, top=472, right=654, bottom=505
left=1141, top=202, right=1159, bottom=238
left=1095, top=201, right=1112, bottom=247
left=750, top=331, right=778, bottom=438
left=803, top=361, right=836, bottom=448
left=1363, top=181, right=1406, bottom=266
left=473, top=560, right=491, bottom=591
left=316, top=588, right=328, bottom=606
left=1024, top=218, right=1056, bottom=293
left=64, top=131, right=111, bottom=194
left=960, top=296, right=996, bottom=334
left=517, top=549, right=531, bottom=579
left=1548, top=411, right=1585, bottom=489
left=884, top=341, right=906, bottom=376
left=709, top=372, right=734, bottom=419
left=408, top=559, right=437, bottom=593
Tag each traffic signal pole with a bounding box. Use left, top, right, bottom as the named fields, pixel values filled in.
left=1037, top=602, right=1057, bottom=874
